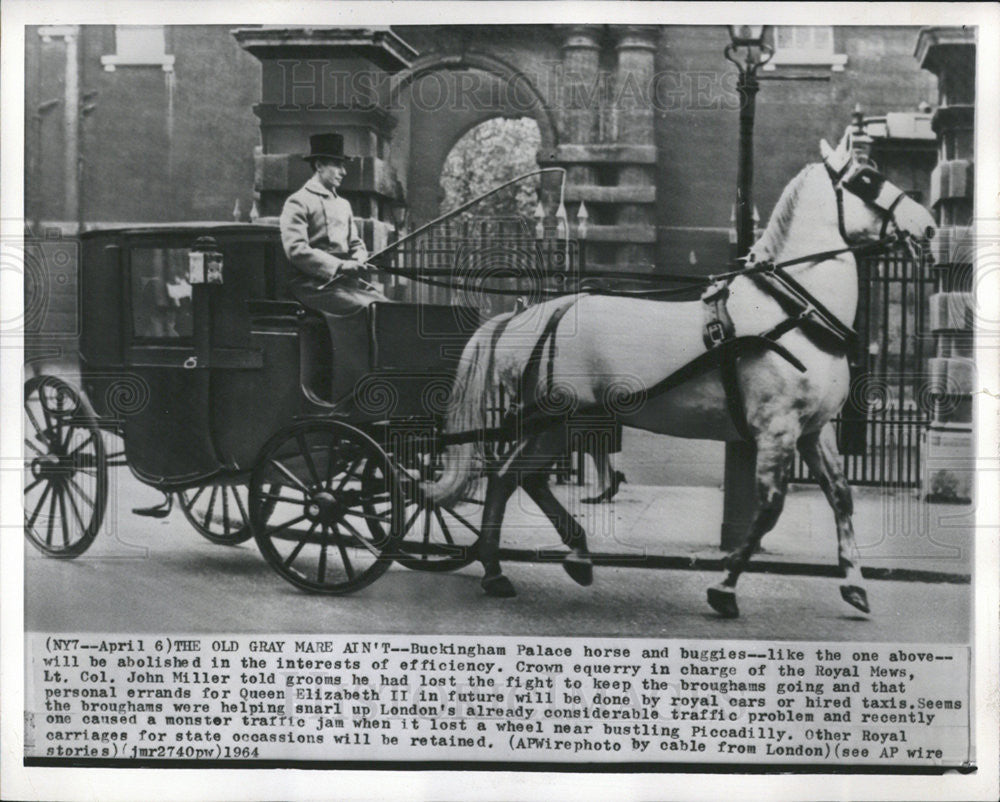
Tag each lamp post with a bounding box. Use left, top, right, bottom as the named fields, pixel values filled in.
left=720, top=25, right=773, bottom=551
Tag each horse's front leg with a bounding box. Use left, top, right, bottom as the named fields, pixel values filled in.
left=797, top=425, right=869, bottom=614
left=707, top=430, right=795, bottom=618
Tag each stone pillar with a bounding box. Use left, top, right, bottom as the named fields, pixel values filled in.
left=542, top=24, right=656, bottom=272
left=232, top=27, right=415, bottom=254
left=915, top=27, right=975, bottom=503
left=557, top=25, right=603, bottom=257
left=559, top=25, right=602, bottom=187
left=613, top=25, right=657, bottom=269
left=38, top=26, right=81, bottom=226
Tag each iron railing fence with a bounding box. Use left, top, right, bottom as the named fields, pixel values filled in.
left=791, top=245, right=934, bottom=488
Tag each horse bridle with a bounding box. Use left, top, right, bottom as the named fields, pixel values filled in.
left=825, top=156, right=909, bottom=242
left=731, top=156, right=910, bottom=360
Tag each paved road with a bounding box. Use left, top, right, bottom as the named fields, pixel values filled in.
left=25, top=470, right=969, bottom=643
left=616, top=430, right=724, bottom=487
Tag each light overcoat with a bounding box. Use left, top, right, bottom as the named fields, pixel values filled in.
left=279, top=175, right=368, bottom=283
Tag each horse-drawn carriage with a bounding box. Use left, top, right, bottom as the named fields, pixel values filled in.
left=24, top=222, right=486, bottom=593
left=25, top=136, right=938, bottom=615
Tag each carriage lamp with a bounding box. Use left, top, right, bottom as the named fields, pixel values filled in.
left=189, top=236, right=224, bottom=285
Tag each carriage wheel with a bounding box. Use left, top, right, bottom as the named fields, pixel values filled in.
left=24, top=376, right=108, bottom=557
left=249, top=420, right=403, bottom=594
left=367, top=440, right=482, bottom=573
left=178, top=482, right=266, bottom=546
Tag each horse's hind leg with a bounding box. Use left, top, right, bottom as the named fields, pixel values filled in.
left=521, top=473, right=593, bottom=587
left=508, top=425, right=592, bottom=586
left=708, top=432, right=795, bottom=618
left=797, top=425, right=869, bottom=614
left=479, top=470, right=519, bottom=598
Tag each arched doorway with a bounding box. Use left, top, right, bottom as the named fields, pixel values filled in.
left=440, top=116, right=542, bottom=220
left=390, top=53, right=557, bottom=226
left=436, top=116, right=545, bottom=316
left=389, top=112, right=557, bottom=313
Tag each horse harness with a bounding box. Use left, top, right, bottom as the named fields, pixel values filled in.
left=502, top=157, right=909, bottom=442
left=699, top=154, right=911, bottom=439
left=488, top=288, right=807, bottom=444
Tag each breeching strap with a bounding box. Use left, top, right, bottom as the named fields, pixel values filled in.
left=436, top=333, right=806, bottom=450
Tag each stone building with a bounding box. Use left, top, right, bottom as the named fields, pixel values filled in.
left=27, top=24, right=937, bottom=268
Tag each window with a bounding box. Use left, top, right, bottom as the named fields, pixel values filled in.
left=764, top=26, right=847, bottom=72
left=131, top=248, right=192, bottom=339
left=102, top=26, right=174, bottom=72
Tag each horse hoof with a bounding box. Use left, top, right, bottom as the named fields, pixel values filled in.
left=707, top=586, right=739, bottom=619
left=580, top=472, right=625, bottom=505
left=563, top=555, right=593, bottom=586
left=840, top=584, right=870, bottom=614
left=482, top=574, right=517, bottom=598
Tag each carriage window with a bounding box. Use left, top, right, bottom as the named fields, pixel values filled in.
left=130, top=248, right=193, bottom=339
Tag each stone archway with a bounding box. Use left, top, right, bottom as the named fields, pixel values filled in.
left=389, top=50, right=558, bottom=155
left=233, top=25, right=660, bottom=268
left=389, top=52, right=558, bottom=225
left=439, top=116, right=542, bottom=218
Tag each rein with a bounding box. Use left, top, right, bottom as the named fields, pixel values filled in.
left=368, top=158, right=911, bottom=354
left=370, top=234, right=900, bottom=303
left=407, top=152, right=922, bottom=449
left=363, top=152, right=909, bottom=309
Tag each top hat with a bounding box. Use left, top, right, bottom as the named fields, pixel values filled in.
left=303, top=133, right=347, bottom=162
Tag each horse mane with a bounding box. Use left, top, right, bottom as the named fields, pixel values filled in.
left=750, top=163, right=825, bottom=261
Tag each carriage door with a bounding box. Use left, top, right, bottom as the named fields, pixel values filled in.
left=204, top=236, right=290, bottom=471
left=120, top=239, right=222, bottom=485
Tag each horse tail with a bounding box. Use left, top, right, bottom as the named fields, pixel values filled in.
left=421, top=312, right=512, bottom=506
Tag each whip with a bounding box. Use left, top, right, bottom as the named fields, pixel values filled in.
left=317, top=167, right=568, bottom=290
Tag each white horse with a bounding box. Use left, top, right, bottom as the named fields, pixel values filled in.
left=424, top=134, right=937, bottom=617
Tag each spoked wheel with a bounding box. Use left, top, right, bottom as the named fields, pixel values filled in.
left=24, top=376, right=108, bottom=557
left=178, top=482, right=260, bottom=545
left=370, top=438, right=483, bottom=572
left=249, top=420, right=403, bottom=594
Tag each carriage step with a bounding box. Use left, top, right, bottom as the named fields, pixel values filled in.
left=132, top=494, right=173, bottom=518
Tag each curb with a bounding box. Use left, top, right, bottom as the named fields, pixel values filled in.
left=497, top=547, right=971, bottom=585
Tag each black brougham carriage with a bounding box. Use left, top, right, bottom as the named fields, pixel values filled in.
left=24, top=223, right=486, bottom=592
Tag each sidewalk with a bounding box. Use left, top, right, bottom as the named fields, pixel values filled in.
left=497, top=482, right=974, bottom=582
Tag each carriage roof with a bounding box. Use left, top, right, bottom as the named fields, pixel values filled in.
left=80, top=221, right=279, bottom=238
